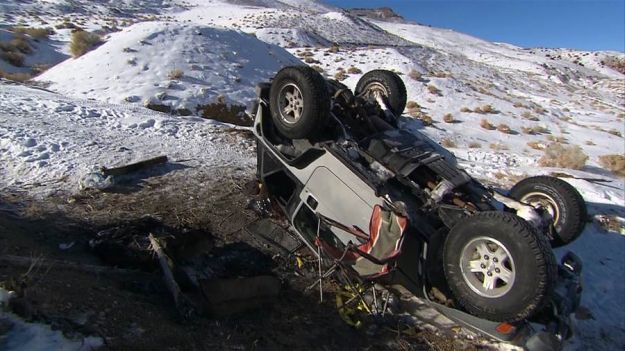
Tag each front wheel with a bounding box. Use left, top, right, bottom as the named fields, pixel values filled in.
left=509, top=176, right=587, bottom=247
left=443, top=212, right=556, bottom=322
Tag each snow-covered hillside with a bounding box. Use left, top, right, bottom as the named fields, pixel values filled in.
left=1, top=1, right=624, bottom=350
left=36, top=22, right=299, bottom=111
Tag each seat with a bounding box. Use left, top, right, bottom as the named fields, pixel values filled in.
left=315, top=204, right=408, bottom=280
left=307, top=204, right=408, bottom=322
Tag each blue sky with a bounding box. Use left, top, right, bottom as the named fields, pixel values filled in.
left=325, top=0, right=625, bottom=51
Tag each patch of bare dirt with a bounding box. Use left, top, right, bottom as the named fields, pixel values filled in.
left=0, top=161, right=443, bottom=350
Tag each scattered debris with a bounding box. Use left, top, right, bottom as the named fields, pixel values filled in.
left=79, top=155, right=168, bottom=191
left=149, top=233, right=197, bottom=321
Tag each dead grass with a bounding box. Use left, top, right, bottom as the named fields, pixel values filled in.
left=585, top=140, right=595, bottom=146
left=70, top=30, right=102, bottom=57
left=460, top=107, right=472, bottom=113
left=599, top=154, right=625, bottom=177
left=168, top=68, right=184, bottom=80
left=468, top=142, right=481, bottom=148
left=608, top=129, right=623, bottom=138
left=538, top=143, right=588, bottom=170
left=480, top=118, right=495, bottom=130
left=440, top=138, right=456, bottom=148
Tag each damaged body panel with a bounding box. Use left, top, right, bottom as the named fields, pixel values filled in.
left=252, top=66, right=586, bottom=350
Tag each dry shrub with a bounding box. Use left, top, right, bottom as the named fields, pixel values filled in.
left=522, top=125, right=550, bottom=135
left=513, top=102, right=525, bottom=108
left=608, top=129, right=623, bottom=138
left=527, top=141, right=545, bottom=150
left=13, top=26, right=53, bottom=39
left=602, top=56, right=625, bottom=74
left=298, top=51, right=314, bottom=57
left=334, top=70, right=347, bottom=81
left=9, top=36, right=32, bottom=54
left=408, top=69, right=422, bottom=80
left=168, top=68, right=184, bottom=80
left=0, top=51, right=25, bottom=66
left=490, top=142, right=508, bottom=151
left=443, top=113, right=455, bottom=123
left=468, top=142, right=481, bottom=148
left=546, top=135, right=568, bottom=144
left=538, top=143, right=588, bottom=169
left=497, top=123, right=513, bottom=134
left=460, top=107, right=472, bottom=113
left=480, top=118, right=495, bottom=130
left=310, top=65, right=324, bottom=73
left=406, top=101, right=420, bottom=110
left=328, top=44, right=339, bottom=53
left=304, top=57, right=318, bottom=64
left=70, top=30, right=102, bottom=57
left=429, top=70, right=451, bottom=78
left=585, top=140, right=595, bottom=145
left=347, top=66, right=362, bottom=74
left=419, top=114, right=433, bottom=126
left=427, top=84, right=441, bottom=95
left=474, top=104, right=496, bottom=114
left=0, top=70, right=31, bottom=82
left=522, top=111, right=539, bottom=121
left=599, top=155, right=625, bottom=177
left=441, top=138, right=456, bottom=148
left=31, top=63, right=50, bottom=75
left=196, top=99, right=251, bottom=127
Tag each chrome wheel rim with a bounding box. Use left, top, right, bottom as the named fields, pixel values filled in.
left=460, top=236, right=516, bottom=298
left=278, top=83, right=304, bottom=125
left=521, top=192, right=560, bottom=225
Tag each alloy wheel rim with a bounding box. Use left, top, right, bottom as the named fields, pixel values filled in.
left=278, top=83, right=304, bottom=124
left=459, top=236, right=516, bottom=298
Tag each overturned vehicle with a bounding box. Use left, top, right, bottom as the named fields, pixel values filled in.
left=252, top=66, right=586, bottom=350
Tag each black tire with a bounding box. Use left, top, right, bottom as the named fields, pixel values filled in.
left=508, top=176, right=587, bottom=247
left=355, top=70, right=407, bottom=116
left=443, top=212, right=556, bottom=322
left=269, top=66, right=330, bottom=139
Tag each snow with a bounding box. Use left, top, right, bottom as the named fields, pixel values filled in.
left=0, top=83, right=255, bottom=195
left=1, top=0, right=625, bottom=350
left=1, top=311, right=102, bottom=351
left=35, top=22, right=299, bottom=111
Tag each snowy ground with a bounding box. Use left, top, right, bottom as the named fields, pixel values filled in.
left=1, top=0, right=624, bottom=350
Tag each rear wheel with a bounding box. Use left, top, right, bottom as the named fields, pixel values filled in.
left=269, top=66, right=330, bottom=139
left=443, top=212, right=556, bottom=322
left=509, top=176, right=587, bottom=247
left=355, top=70, right=407, bottom=116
